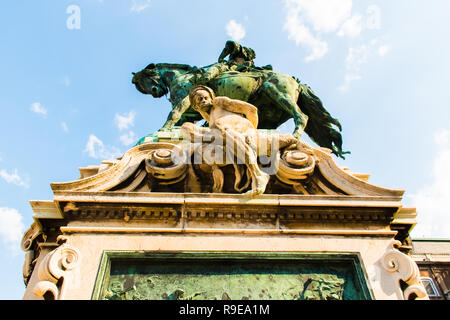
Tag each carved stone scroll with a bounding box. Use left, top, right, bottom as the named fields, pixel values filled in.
left=380, top=241, right=428, bottom=300
left=145, top=145, right=187, bottom=184
left=33, top=244, right=81, bottom=300
left=21, top=223, right=43, bottom=286
left=276, top=149, right=315, bottom=185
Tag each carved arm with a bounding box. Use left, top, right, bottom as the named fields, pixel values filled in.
left=215, top=97, right=259, bottom=128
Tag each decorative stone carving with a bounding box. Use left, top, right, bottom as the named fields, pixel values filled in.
left=51, top=137, right=404, bottom=198
left=183, top=86, right=273, bottom=196
left=380, top=241, right=428, bottom=300
left=33, top=244, right=81, bottom=300
left=21, top=223, right=43, bottom=286
left=145, top=145, right=187, bottom=184
left=276, top=149, right=316, bottom=186
left=49, top=86, right=403, bottom=197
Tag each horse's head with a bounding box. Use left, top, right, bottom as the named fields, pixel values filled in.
left=132, top=63, right=168, bottom=98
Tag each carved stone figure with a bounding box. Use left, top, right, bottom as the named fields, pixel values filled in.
left=182, top=85, right=271, bottom=196
left=132, top=41, right=349, bottom=158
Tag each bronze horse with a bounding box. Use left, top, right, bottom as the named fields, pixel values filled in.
left=132, top=62, right=348, bottom=158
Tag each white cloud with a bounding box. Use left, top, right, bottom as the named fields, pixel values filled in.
left=346, top=44, right=369, bottom=69
left=0, top=169, right=29, bottom=188
left=287, top=0, right=353, bottom=33
left=338, top=44, right=369, bottom=92
left=225, top=20, right=246, bottom=42
left=61, top=121, right=69, bottom=133
left=366, top=5, right=381, bottom=30
left=30, top=102, right=47, bottom=116
left=435, top=129, right=450, bottom=145
left=283, top=0, right=354, bottom=62
left=0, top=207, right=25, bottom=255
left=338, top=73, right=362, bottom=93
left=114, top=110, right=136, bottom=131
left=84, top=134, right=122, bottom=160
left=411, top=129, right=450, bottom=238
left=283, top=1, right=385, bottom=64
left=120, top=131, right=137, bottom=146
left=339, top=39, right=389, bottom=92
left=338, top=15, right=364, bottom=38
left=130, top=0, right=151, bottom=13
left=378, top=45, right=390, bottom=57
left=283, top=10, right=328, bottom=62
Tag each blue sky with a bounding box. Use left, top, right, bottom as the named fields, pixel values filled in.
left=1, top=0, right=450, bottom=299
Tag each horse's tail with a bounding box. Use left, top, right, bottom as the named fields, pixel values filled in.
left=297, top=83, right=350, bottom=159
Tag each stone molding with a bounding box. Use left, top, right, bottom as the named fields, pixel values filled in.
left=59, top=226, right=398, bottom=238
left=53, top=192, right=401, bottom=230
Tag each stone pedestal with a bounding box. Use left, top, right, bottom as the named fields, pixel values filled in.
left=21, top=140, right=428, bottom=300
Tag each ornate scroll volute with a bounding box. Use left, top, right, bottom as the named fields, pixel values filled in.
left=380, top=241, right=429, bottom=300
left=145, top=144, right=187, bottom=184
left=33, top=244, right=81, bottom=300
left=275, top=147, right=316, bottom=186
left=21, top=223, right=43, bottom=286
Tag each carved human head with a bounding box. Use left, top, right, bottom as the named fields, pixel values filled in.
left=189, top=85, right=216, bottom=111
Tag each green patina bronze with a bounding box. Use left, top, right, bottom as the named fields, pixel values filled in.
left=132, top=41, right=349, bottom=159
left=92, top=252, right=372, bottom=300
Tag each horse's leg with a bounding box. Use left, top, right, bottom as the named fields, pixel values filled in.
left=162, top=96, right=191, bottom=129
left=260, top=82, right=308, bottom=139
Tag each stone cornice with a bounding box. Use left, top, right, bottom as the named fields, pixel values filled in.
left=52, top=191, right=403, bottom=207
left=59, top=225, right=398, bottom=237
left=46, top=192, right=402, bottom=228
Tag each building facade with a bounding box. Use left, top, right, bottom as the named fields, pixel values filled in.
left=412, top=239, right=450, bottom=300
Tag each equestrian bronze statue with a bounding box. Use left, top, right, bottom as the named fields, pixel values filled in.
left=132, top=41, right=349, bottom=159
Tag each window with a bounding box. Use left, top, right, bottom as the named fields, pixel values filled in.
left=421, top=277, right=440, bottom=297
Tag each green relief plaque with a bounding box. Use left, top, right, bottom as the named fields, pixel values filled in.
left=92, top=252, right=372, bottom=300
